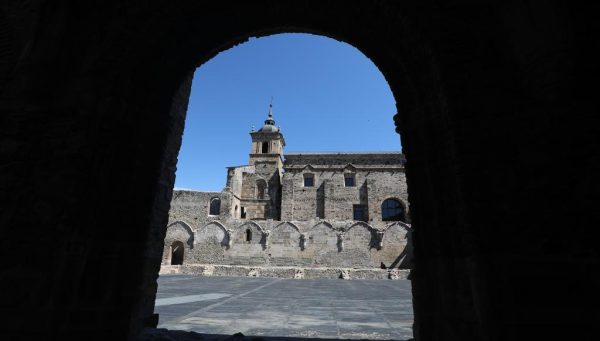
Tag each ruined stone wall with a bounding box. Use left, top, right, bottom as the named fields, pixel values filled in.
left=169, top=190, right=225, bottom=224
left=164, top=190, right=412, bottom=269
left=226, top=165, right=253, bottom=198
left=164, top=218, right=411, bottom=269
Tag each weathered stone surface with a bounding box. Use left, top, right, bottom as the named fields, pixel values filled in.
left=162, top=129, right=412, bottom=270
left=162, top=212, right=411, bottom=269
left=159, top=264, right=410, bottom=280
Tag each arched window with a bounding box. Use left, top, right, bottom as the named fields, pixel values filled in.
left=262, top=141, right=269, bottom=153
left=170, top=241, right=184, bottom=265
left=381, top=198, right=405, bottom=222
left=246, top=228, right=252, bottom=242
left=256, top=180, right=266, bottom=199
left=209, top=197, right=221, bottom=215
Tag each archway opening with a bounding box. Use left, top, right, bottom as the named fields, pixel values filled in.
left=157, top=32, right=413, bottom=340
left=170, top=241, right=184, bottom=265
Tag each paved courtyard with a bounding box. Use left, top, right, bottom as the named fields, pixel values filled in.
left=154, top=275, right=414, bottom=340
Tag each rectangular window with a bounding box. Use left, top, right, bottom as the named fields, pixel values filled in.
left=353, top=205, right=365, bottom=221
left=344, top=175, right=355, bottom=187
left=303, top=174, right=314, bottom=187
left=241, top=207, right=246, bottom=219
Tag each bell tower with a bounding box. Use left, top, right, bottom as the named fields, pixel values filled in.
left=243, top=103, right=285, bottom=220
left=249, top=103, right=285, bottom=167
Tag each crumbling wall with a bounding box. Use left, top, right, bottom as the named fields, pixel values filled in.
left=164, top=216, right=411, bottom=269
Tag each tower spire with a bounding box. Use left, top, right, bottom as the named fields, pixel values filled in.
left=264, top=98, right=275, bottom=126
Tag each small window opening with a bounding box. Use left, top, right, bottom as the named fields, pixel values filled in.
left=209, top=197, right=221, bottom=215
left=246, top=229, right=252, bottom=242
left=344, top=174, right=355, bottom=187
left=241, top=206, right=246, bottom=219
left=303, top=173, right=314, bottom=187
left=262, top=141, right=269, bottom=153
left=170, top=241, right=184, bottom=265
left=353, top=205, right=366, bottom=221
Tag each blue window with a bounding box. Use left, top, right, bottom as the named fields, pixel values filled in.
left=381, top=199, right=404, bottom=221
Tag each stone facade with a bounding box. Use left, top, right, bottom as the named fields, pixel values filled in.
left=163, top=107, right=412, bottom=270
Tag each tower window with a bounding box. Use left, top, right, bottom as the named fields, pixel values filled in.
left=381, top=198, right=405, bottom=221
left=241, top=206, right=246, bottom=219
left=344, top=174, right=355, bottom=187
left=246, top=229, right=252, bottom=242
left=256, top=180, right=266, bottom=199
left=262, top=141, right=269, bottom=153
left=353, top=205, right=366, bottom=221
left=303, top=173, right=314, bottom=187
left=209, top=197, right=221, bottom=216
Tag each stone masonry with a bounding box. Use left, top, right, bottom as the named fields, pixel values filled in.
left=162, top=105, right=412, bottom=272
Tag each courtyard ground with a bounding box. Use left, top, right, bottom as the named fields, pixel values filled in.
left=154, top=275, right=413, bottom=340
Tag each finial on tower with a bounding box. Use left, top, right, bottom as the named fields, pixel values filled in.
left=256, top=98, right=279, bottom=133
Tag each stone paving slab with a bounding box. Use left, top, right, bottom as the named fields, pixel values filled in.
left=154, top=275, right=413, bottom=340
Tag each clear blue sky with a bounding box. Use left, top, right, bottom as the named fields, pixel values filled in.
left=175, top=33, right=399, bottom=191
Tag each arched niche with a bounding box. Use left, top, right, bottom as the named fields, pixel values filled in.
left=304, top=222, right=339, bottom=266
left=195, top=221, right=229, bottom=264
left=345, top=221, right=377, bottom=250
left=269, top=222, right=305, bottom=265
left=377, top=222, right=412, bottom=269
left=164, top=221, right=194, bottom=249
left=225, top=221, right=269, bottom=265
left=197, top=221, right=228, bottom=246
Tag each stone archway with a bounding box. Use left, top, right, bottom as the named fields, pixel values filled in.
left=90, top=7, right=459, bottom=338
left=4, top=2, right=593, bottom=340
left=170, top=241, right=184, bottom=265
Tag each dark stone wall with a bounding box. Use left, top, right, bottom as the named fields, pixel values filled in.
left=0, top=1, right=597, bottom=340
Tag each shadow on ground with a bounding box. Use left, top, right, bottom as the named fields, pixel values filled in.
left=138, top=328, right=413, bottom=341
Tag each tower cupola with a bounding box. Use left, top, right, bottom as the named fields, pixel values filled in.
left=258, top=104, right=279, bottom=133
left=249, top=102, right=285, bottom=166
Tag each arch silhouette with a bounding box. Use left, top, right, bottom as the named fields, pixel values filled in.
left=346, top=221, right=375, bottom=233
left=166, top=221, right=195, bottom=248
left=383, top=221, right=412, bottom=233
left=200, top=220, right=228, bottom=232
left=167, top=220, right=194, bottom=235
left=236, top=220, right=268, bottom=235
left=197, top=221, right=229, bottom=247
left=138, top=4, right=460, bottom=339
left=272, top=221, right=302, bottom=234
